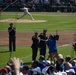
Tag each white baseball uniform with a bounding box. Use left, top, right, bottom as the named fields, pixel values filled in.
left=18, top=7, right=34, bottom=20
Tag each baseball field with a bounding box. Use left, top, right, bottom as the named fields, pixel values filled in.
left=0, top=12, right=76, bottom=68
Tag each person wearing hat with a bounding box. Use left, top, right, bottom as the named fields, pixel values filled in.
left=8, top=23, right=16, bottom=52
left=31, top=31, right=39, bottom=61
left=39, top=29, right=48, bottom=58
left=66, top=69, right=75, bottom=75
left=0, top=68, right=8, bottom=75
left=38, top=55, right=47, bottom=70
left=55, top=54, right=65, bottom=72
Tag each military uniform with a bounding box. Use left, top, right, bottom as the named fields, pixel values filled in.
left=31, top=32, right=39, bottom=61
left=39, top=29, right=48, bottom=58
left=8, top=23, right=16, bottom=52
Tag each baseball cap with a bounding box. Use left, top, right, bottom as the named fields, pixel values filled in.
left=45, top=60, right=51, bottom=66
left=66, top=69, right=75, bottom=74
left=57, top=54, right=63, bottom=59
left=39, top=55, right=45, bottom=60
left=61, top=72, right=67, bottom=75
left=0, top=68, right=8, bottom=73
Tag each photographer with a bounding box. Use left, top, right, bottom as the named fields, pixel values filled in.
left=8, top=23, right=16, bottom=52
left=46, top=33, right=59, bottom=63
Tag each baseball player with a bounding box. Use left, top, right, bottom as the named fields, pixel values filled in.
left=17, top=7, right=34, bottom=20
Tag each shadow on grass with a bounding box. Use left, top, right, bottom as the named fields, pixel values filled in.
left=23, top=62, right=32, bottom=65
left=0, top=51, right=9, bottom=53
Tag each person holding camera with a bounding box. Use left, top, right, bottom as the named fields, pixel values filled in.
left=8, top=23, right=16, bottom=52
left=46, top=31, right=59, bottom=63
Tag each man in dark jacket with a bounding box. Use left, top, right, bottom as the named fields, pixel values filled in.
left=39, top=29, right=48, bottom=58
left=31, top=31, right=39, bottom=61
left=8, top=23, right=16, bottom=52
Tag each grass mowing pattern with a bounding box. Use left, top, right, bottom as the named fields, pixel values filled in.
left=0, top=46, right=76, bottom=68
left=0, top=12, right=76, bottom=32
left=0, top=12, right=76, bottom=68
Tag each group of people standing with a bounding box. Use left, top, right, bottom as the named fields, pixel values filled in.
left=31, top=29, right=48, bottom=61
left=31, top=29, right=59, bottom=62
left=8, top=23, right=59, bottom=63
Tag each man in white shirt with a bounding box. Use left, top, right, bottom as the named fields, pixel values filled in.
left=17, top=7, right=34, bottom=20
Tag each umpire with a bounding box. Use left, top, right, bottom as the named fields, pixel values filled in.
left=8, top=23, right=16, bottom=52
left=31, top=31, right=39, bottom=61
left=39, top=29, right=48, bottom=58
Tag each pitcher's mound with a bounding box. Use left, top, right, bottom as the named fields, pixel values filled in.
left=0, top=19, right=47, bottom=23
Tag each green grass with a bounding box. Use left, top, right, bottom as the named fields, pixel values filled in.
left=0, top=12, right=76, bottom=68
left=0, top=12, right=76, bottom=32
left=0, top=46, right=76, bottom=68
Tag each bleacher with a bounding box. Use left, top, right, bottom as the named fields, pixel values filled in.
left=0, top=0, right=76, bottom=12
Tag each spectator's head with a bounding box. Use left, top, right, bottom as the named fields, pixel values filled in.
left=0, top=68, right=8, bottom=75
left=22, top=65, right=29, bottom=74
left=64, top=62, right=72, bottom=70
left=66, top=69, right=75, bottom=75
left=65, top=55, right=71, bottom=62
left=57, top=54, right=64, bottom=64
left=5, top=65, right=11, bottom=73
left=45, top=60, right=51, bottom=66
left=47, top=65, right=55, bottom=74
left=39, top=55, right=45, bottom=61
left=70, top=60, right=76, bottom=66
left=32, top=61, right=39, bottom=68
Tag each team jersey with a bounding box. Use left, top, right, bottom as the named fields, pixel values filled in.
left=23, top=7, right=29, bottom=13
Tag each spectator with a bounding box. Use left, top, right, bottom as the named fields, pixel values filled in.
left=21, top=65, right=29, bottom=75
left=64, top=55, right=72, bottom=70
left=38, top=55, right=47, bottom=70
left=71, top=60, right=76, bottom=75
left=46, top=33, right=59, bottom=63
left=0, top=68, right=8, bottom=75
left=56, top=54, right=65, bottom=72
left=31, top=61, right=41, bottom=73
left=47, top=65, right=56, bottom=75
left=66, top=69, right=75, bottom=75
left=8, top=23, right=16, bottom=52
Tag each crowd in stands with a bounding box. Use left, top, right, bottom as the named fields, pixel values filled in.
left=0, top=0, right=76, bottom=12
left=0, top=54, right=76, bottom=75
left=1, top=0, right=76, bottom=5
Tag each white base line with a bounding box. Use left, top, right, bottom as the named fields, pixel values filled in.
left=58, top=42, right=76, bottom=47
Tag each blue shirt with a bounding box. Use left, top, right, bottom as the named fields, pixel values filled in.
left=46, top=39, right=57, bottom=52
